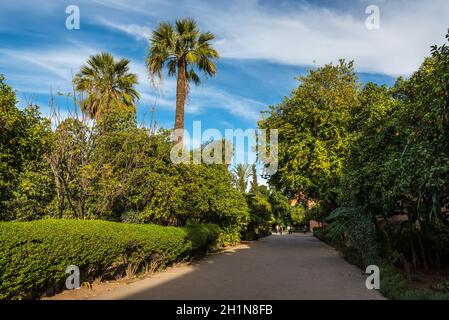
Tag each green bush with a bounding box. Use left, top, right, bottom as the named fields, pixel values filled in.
left=378, top=263, right=449, bottom=300
left=243, top=195, right=272, bottom=240
left=0, top=219, right=220, bottom=300
left=313, top=227, right=327, bottom=242
left=316, top=216, right=449, bottom=300
left=324, top=207, right=379, bottom=267
left=216, top=227, right=241, bottom=247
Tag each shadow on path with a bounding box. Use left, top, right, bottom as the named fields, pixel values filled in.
left=92, top=234, right=385, bottom=300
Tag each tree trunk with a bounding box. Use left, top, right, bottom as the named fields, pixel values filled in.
left=174, top=60, right=187, bottom=145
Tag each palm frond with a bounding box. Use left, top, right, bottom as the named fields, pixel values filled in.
left=146, top=18, right=219, bottom=117
left=73, top=52, right=139, bottom=119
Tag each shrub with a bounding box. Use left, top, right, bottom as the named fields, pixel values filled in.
left=325, top=207, right=379, bottom=267
left=216, top=227, right=241, bottom=247
left=0, top=76, right=54, bottom=221
left=0, top=219, right=220, bottom=300
left=378, top=263, right=449, bottom=300
left=313, top=227, right=328, bottom=242
left=243, top=195, right=272, bottom=240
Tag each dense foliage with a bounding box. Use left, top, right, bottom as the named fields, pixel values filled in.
left=243, top=185, right=303, bottom=239
left=0, top=46, right=258, bottom=299
left=244, top=194, right=273, bottom=240
left=0, top=79, right=249, bottom=234
left=0, top=75, right=53, bottom=221
left=259, top=60, right=358, bottom=212
left=338, top=33, right=449, bottom=269
left=0, top=219, right=220, bottom=299
left=261, top=31, right=449, bottom=271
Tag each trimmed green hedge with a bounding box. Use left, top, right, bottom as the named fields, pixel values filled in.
left=0, top=219, right=220, bottom=300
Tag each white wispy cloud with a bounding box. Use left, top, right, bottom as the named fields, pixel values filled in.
left=189, top=86, right=264, bottom=121
left=97, top=17, right=153, bottom=41
left=128, top=57, right=263, bottom=120
left=0, top=44, right=263, bottom=122
left=140, top=80, right=264, bottom=120
left=96, top=0, right=449, bottom=76
left=0, top=45, right=98, bottom=83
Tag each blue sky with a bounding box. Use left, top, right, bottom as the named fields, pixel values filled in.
left=1, top=0, right=448, bottom=163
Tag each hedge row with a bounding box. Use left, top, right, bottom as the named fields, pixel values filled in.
left=0, top=219, right=220, bottom=300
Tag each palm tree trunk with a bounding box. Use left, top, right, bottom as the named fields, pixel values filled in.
left=175, top=60, right=187, bottom=145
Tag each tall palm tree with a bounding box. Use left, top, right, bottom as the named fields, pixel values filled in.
left=74, top=52, right=140, bottom=120
left=232, top=163, right=251, bottom=193
left=147, top=18, right=219, bottom=144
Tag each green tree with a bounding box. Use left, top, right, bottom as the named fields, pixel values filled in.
left=0, top=75, right=53, bottom=221
left=249, top=163, right=259, bottom=195
left=339, top=82, right=400, bottom=212
left=0, top=74, right=19, bottom=215
left=245, top=194, right=273, bottom=240
left=232, top=163, right=251, bottom=193
left=147, top=18, right=219, bottom=144
left=269, top=190, right=292, bottom=225
left=257, top=185, right=270, bottom=198
left=337, top=31, right=449, bottom=268
left=73, top=52, right=140, bottom=120
left=81, top=117, right=249, bottom=230
left=182, top=162, right=249, bottom=230
left=259, top=60, right=359, bottom=213
left=46, top=117, right=92, bottom=219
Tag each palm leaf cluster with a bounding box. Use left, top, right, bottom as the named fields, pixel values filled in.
left=232, top=164, right=252, bottom=193
left=74, top=52, right=140, bottom=119
left=147, top=18, right=219, bottom=89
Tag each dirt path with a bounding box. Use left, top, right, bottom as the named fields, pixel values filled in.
left=53, top=234, right=385, bottom=300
